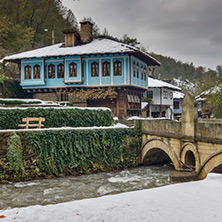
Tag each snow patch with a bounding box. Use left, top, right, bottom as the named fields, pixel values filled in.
left=127, top=116, right=167, bottom=120
left=0, top=106, right=111, bottom=111
left=173, top=91, right=185, bottom=99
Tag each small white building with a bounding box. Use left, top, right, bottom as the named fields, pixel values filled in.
left=173, top=91, right=185, bottom=118
left=143, top=77, right=181, bottom=119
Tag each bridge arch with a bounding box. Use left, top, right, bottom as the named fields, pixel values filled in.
left=180, top=143, right=201, bottom=172
left=141, top=138, right=181, bottom=170
left=198, top=151, right=222, bottom=179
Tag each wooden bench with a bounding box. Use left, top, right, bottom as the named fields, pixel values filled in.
left=19, top=117, right=45, bottom=129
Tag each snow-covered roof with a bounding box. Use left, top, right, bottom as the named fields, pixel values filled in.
left=173, top=91, right=185, bottom=99
left=1, top=38, right=160, bottom=66
left=148, top=77, right=181, bottom=91
left=195, top=85, right=222, bottom=100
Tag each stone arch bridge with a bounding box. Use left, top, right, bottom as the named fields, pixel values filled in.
left=136, top=93, right=222, bottom=180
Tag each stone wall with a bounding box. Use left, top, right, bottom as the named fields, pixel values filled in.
left=33, top=92, right=87, bottom=107
left=137, top=119, right=182, bottom=139
left=33, top=92, right=58, bottom=101
left=68, top=93, right=87, bottom=107
left=196, top=122, right=222, bottom=143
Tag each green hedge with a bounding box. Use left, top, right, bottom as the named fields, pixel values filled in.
left=0, top=100, right=41, bottom=105
left=25, top=128, right=140, bottom=176
left=0, top=108, right=113, bottom=129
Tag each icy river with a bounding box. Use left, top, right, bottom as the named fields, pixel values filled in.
left=0, top=165, right=173, bottom=209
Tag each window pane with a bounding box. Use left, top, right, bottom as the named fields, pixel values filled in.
left=25, top=65, right=31, bottom=79
left=91, top=62, right=99, bottom=77
left=102, top=62, right=110, bottom=76
left=174, top=101, right=180, bottom=109
left=57, top=64, right=64, bottom=78
left=33, top=65, right=40, bottom=79
left=114, top=61, right=121, bottom=76
left=48, top=64, right=55, bottom=78
left=69, top=63, right=77, bottom=77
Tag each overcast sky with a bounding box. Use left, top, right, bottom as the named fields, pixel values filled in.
left=62, top=0, right=222, bottom=70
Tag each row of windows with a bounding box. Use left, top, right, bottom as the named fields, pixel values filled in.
left=163, top=91, right=173, bottom=100
left=91, top=61, right=122, bottom=77
left=133, top=62, right=147, bottom=80
left=24, top=65, right=41, bottom=79
left=24, top=60, right=123, bottom=79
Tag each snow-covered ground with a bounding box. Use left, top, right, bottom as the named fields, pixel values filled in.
left=1, top=173, right=221, bottom=222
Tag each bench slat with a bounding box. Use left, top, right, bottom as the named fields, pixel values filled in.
left=22, top=117, right=45, bottom=122
left=19, top=124, right=44, bottom=128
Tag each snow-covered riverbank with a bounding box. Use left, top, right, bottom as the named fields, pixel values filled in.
left=1, top=173, right=221, bottom=222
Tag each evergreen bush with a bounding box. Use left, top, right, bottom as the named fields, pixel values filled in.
left=7, top=132, right=24, bottom=176
left=0, top=108, right=113, bottom=129
left=25, top=128, right=140, bottom=176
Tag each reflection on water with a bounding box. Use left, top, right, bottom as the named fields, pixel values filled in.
left=0, top=165, right=173, bottom=209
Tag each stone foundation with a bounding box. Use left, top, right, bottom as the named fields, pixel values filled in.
left=33, top=92, right=58, bottom=101
left=33, top=92, right=87, bottom=107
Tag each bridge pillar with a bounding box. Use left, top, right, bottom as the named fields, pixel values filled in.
left=181, top=92, right=198, bottom=140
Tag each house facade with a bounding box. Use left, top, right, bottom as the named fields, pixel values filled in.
left=173, top=91, right=184, bottom=118
left=142, top=77, right=181, bottom=119
left=2, top=22, right=160, bottom=118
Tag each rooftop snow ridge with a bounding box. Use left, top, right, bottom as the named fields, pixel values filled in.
left=2, top=38, right=160, bottom=66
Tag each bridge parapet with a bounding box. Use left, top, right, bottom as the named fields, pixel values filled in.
left=136, top=119, right=182, bottom=139
left=196, top=122, right=222, bottom=143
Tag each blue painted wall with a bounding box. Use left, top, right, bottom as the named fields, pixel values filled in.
left=130, top=56, right=148, bottom=89
left=20, top=54, right=150, bottom=90
left=174, top=98, right=183, bottom=115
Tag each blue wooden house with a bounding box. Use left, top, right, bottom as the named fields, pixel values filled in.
left=2, top=21, right=160, bottom=118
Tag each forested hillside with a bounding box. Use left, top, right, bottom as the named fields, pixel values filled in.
left=151, top=53, right=217, bottom=85
left=0, top=0, right=77, bottom=53
left=0, top=0, right=77, bottom=79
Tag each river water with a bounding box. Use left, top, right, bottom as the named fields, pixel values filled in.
left=0, top=165, right=173, bottom=209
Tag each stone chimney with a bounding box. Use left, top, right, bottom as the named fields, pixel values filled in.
left=62, top=29, right=80, bottom=47
left=80, top=21, right=93, bottom=44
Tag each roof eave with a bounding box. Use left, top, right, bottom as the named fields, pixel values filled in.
left=149, top=86, right=181, bottom=92
left=130, top=51, right=161, bottom=66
